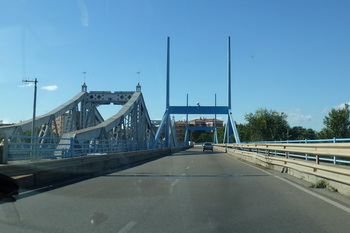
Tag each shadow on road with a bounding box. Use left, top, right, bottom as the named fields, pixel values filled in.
left=12, top=149, right=194, bottom=201
left=11, top=146, right=226, bottom=201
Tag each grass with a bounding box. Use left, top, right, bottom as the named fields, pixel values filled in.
left=310, top=179, right=328, bottom=189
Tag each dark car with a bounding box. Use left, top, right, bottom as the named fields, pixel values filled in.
left=203, top=142, right=213, bottom=152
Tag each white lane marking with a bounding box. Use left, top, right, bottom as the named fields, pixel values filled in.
left=170, top=179, right=180, bottom=193
left=273, top=175, right=350, bottom=215
left=171, top=179, right=180, bottom=187
left=186, top=166, right=190, bottom=170
left=20, top=185, right=52, bottom=195
left=118, top=221, right=137, bottom=233
left=227, top=155, right=350, bottom=215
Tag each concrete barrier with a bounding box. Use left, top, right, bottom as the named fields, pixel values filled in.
left=215, top=146, right=350, bottom=197
left=0, top=146, right=190, bottom=189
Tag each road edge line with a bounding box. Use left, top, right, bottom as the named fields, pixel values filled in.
left=227, top=154, right=350, bottom=215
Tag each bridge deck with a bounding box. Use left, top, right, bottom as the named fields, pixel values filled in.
left=2, top=147, right=350, bottom=232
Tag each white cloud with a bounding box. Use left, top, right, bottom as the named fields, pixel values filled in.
left=322, top=102, right=350, bottom=114
left=335, top=102, right=350, bottom=110
left=19, top=83, right=34, bottom=88
left=285, top=109, right=312, bottom=124
left=41, top=85, right=58, bottom=91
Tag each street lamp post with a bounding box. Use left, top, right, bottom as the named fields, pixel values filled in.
left=23, top=78, right=38, bottom=158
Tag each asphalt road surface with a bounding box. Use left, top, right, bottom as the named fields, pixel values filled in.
left=1, top=147, right=350, bottom=233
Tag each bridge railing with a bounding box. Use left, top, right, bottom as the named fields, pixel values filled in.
left=220, top=138, right=350, bottom=165
left=248, top=137, right=350, bottom=144
left=1, top=135, right=151, bottom=163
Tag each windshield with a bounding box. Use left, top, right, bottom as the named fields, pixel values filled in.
left=1, top=1, right=350, bottom=232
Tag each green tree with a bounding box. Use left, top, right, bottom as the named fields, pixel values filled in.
left=189, top=130, right=202, bottom=142
left=197, top=133, right=213, bottom=143
left=288, top=126, right=317, bottom=140
left=236, top=123, right=250, bottom=142
left=303, top=128, right=317, bottom=140
left=317, top=128, right=331, bottom=139
left=189, top=130, right=214, bottom=143
left=217, top=126, right=225, bottom=143
left=244, top=108, right=289, bottom=141
left=318, top=103, right=350, bottom=139
left=215, top=124, right=241, bottom=143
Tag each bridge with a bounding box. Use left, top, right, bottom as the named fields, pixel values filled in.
left=0, top=83, right=157, bottom=162
left=1, top=147, right=350, bottom=232
left=0, top=37, right=240, bottom=163
left=1, top=38, right=350, bottom=232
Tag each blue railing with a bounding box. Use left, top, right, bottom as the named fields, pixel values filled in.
left=4, top=135, right=150, bottom=161
left=247, top=137, right=350, bottom=144
left=235, top=137, right=350, bottom=165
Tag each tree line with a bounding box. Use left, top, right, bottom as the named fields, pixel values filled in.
left=189, top=104, right=350, bottom=143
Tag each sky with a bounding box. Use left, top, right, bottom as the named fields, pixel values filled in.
left=1, top=0, right=350, bottom=131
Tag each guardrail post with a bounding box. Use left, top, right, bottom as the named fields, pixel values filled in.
left=93, top=138, right=97, bottom=153
left=305, top=139, right=309, bottom=161
left=1, top=136, right=8, bottom=164
left=70, top=137, right=74, bottom=157
left=285, top=151, right=289, bottom=159
left=333, top=137, right=337, bottom=164
left=316, top=155, right=320, bottom=164
left=35, top=136, right=40, bottom=159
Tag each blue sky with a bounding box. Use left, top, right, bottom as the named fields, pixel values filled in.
left=1, top=0, right=350, bottom=131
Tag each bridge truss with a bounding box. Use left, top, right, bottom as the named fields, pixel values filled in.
left=0, top=37, right=241, bottom=161
left=0, top=84, right=157, bottom=161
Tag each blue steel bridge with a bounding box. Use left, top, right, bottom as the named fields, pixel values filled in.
left=0, top=37, right=240, bottom=162
left=1, top=38, right=350, bottom=233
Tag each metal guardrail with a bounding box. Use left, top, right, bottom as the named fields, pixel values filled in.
left=214, top=144, right=350, bottom=193
left=247, top=137, right=350, bottom=144
left=1, top=135, right=153, bottom=163
left=223, top=140, right=350, bottom=165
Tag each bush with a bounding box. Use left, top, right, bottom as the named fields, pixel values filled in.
left=310, top=179, right=328, bottom=189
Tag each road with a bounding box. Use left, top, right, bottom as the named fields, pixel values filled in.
left=1, top=147, right=350, bottom=233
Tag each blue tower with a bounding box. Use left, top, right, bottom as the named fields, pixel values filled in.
left=152, top=37, right=240, bottom=148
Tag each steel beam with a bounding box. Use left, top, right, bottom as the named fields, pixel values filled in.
left=187, top=126, right=216, bottom=131
left=168, top=106, right=229, bottom=114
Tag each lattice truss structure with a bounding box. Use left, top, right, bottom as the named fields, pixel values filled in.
left=0, top=85, right=156, bottom=150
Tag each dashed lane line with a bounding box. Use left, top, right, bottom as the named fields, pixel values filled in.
left=117, top=221, right=137, bottom=233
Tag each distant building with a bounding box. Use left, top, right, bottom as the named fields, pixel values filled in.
left=54, top=115, right=66, bottom=136
left=175, top=120, right=187, bottom=142
left=188, top=118, right=206, bottom=127
left=188, top=118, right=223, bottom=128
left=54, top=112, right=81, bottom=136
left=175, top=118, right=223, bottom=141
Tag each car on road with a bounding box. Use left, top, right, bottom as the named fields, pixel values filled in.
left=203, top=142, right=213, bottom=152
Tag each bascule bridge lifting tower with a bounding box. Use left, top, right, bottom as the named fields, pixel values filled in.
left=153, top=37, right=241, bottom=148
